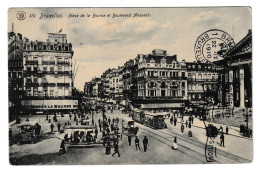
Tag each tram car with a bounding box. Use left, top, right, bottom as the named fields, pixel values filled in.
left=17, top=121, right=42, bottom=144
left=133, top=111, right=168, bottom=129
left=63, top=125, right=99, bottom=147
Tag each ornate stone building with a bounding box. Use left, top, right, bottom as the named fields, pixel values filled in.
left=21, top=33, right=78, bottom=114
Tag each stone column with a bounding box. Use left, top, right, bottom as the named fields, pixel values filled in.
left=239, top=67, right=245, bottom=107
left=228, top=70, right=234, bottom=107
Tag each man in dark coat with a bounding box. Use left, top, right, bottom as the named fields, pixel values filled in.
left=174, top=118, right=177, bottom=126
left=135, top=136, right=141, bottom=150
left=57, top=123, right=61, bottom=132
left=181, top=123, right=184, bottom=133
left=226, top=126, right=229, bottom=135
left=188, top=121, right=191, bottom=129
left=108, top=118, right=111, bottom=125
left=112, top=143, right=120, bottom=157
left=220, top=133, right=225, bottom=147
left=50, top=123, right=54, bottom=133
left=128, top=135, right=132, bottom=146
left=143, top=136, right=148, bottom=152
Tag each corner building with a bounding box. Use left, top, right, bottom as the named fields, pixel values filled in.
left=134, top=49, right=188, bottom=111
left=21, top=33, right=78, bottom=114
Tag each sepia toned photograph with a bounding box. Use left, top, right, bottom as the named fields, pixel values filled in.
left=8, top=7, right=252, bottom=165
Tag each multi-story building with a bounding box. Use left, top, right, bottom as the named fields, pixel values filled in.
left=215, top=30, right=252, bottom=108
left=21, top=33, right=78, bottom=114
left=8, top=31, right=24, bottom=120
left=186, top=62, right=219, bottom=107
left=133, top=49, right=188, bottom=111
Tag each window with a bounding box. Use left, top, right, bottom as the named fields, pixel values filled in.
left=65, top=58, right=69, bottom=63
left=33, top=88, right=38, bottom=96
left=198, top=74, right=202, bottom=80
left=50, top=90, right=54, bottom=96
left=43, top=66, right=47, bottom=71
left=50, top=66, right=54, bottom=72
left=33, top=77, right=37, bottom=83
left=27, top=66, right=31, bottom=72
left=198, top=65, right=201, bottom=70
left=33, top=57, right=38, bottom=61
left=162, top=71, right=165, bottom=77
left=172, top=64, right=175, bottom=68
left=58, top=66, right=63, bottom=71
left=26, top=78, right=32, bottom=83
left=182, top=72, right=185, bottom=78
left=182, top=90, right=185, bottom=97
left=182, top=82, right=185, bottom=88
left=192, top=65, right=196, bottom=69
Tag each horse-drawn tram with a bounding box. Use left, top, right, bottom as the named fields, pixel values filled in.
left=132, top=111, right=168, bottom=129
left=63, top=125, right=99, bottom=147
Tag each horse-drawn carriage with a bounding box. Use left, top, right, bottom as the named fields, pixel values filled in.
left=121, top=117, right=139, bottom=137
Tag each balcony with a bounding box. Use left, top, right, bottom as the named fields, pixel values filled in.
left=57, top=61, right=70, bottom=65
left=42, top=70, right=55, bottom=74
left=26, top=60, right=38, bottom=65
left=25, top=82, right=39, bottom=86
left=57, top=71, right=71, bottom=74
left=57, top=83, right=70, bottom=87
left=41, top=82, right=56, bottom=86
left=42, top=61, right=55, bottom=65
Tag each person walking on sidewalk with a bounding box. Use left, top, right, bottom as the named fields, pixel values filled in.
left=143, top=136, right=148, bottom=152
left=108, top=118, right=111, bottom=125
left=181, top=123, right=185, bottom=133
left=57, top=123, right=61, bottom=132
left=128, top=135, right=132, bottom=146
left=226, top=126, right=229, bottom=135
left=191, top=116, right=194, bottom=124
left=185, top=120, right=188, bottom=128
left=69, top=114, right=72, bottom=120
left=172, top=137, right=178, bottom=150
left=220, top=133, right=225, bottom=147
left=174, top=117, right=177, bottom=126
left=112, top=143, right=120, bottom=157
left=50, top=123, right=54, bottom=133
left=135, top=136, right=141, bottom=150
left=188, top=121, right=191, bottom=129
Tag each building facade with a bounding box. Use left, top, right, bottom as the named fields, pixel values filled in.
left=21, top=33, right=78, bottom=114
left=133, top=49, right=188, bottom=111
left=215, top=30, right=252, bottom=108
left=8, top=31, right=24, bottom=120
left=186, top=62, right=219, bottom=108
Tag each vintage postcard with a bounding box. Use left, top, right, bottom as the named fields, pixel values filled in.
left=8, top=7, right=252, bottom=165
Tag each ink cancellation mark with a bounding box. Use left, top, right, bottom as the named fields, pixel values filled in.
left=16, top=11, right=26, bottom=20
left=194, top=29, right=235, bottom=63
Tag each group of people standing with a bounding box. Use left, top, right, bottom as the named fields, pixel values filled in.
left=127, top=135, right=149, bottom=152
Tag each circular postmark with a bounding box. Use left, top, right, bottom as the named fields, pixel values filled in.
left=16, top=11, right=26, bottom=20
left=194, top=29, right=235, bottom=63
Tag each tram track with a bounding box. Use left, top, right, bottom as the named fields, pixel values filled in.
left=110, top=111, right=251, bottom=164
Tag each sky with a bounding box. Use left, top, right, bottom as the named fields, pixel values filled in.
left=8, top=7, right=252, bottom=91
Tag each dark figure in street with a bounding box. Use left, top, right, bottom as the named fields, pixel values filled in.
left=172, top=137, right=178, bottom=150
left=74, top=115, right=77, bottom=121
left=181, top=123, right=184, bottom=133
left=46, top=114, right=48, bottom=121
left=111, top=108, right=114, bottom=114
left=185, top=120, right=188, bottom=127
left=170, top=117, right=173, bottom=124
left=57, top=123, right=61, bottom=132
left=191, top=116, right=194, bottom=124
left=69, top=114, right=72, bottom=120
left=220, top=133, right=225, bottom=147
left=98, top=119, right=101, bottom=127
left=50, top=123, right=54, bottom=133
left=226, top=126, right=229, bottom=135
left=112, top=143, right=120, bottom=157
left=143, top=136, right=148, bottom=152
left=188, top=121, right=191, bottom=129
left=135, top=136, right=141, bottom=150
left=59, top=139, right=66, bottom=155
left=108, top=118, right=111, bottom=125
left=128, top=135, right=132, bottom=146
left=174, top=118, right=177, bottom=126
left=95, top=128, right=98, bottom=140
left=112, top=118, right=115, bottom=124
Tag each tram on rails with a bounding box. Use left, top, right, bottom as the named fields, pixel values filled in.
left=132, top=109, right=168, bottom=129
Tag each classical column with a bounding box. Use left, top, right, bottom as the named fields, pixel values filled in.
left=228, top=70, right=234, bottom=107
left=239, top=67, right=245, bottom=107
